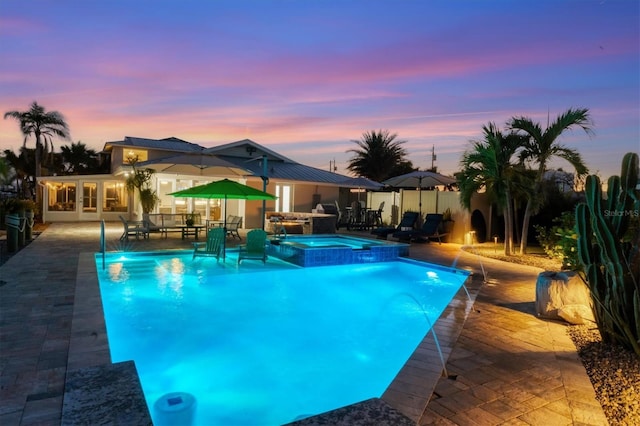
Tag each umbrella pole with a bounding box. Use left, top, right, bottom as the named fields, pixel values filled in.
left=223, top=196, right=227, bottom=261
left=262, top=155, right=268, bottom=230
left=419, top=176, right=423, bottom=222
left=419, top=186, right=423, bottom=225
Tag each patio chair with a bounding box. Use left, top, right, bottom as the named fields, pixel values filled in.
left=238, top=229, right=268, bottom=264
left=347, top=200, right=365, bottom=230
left=370, top=211, right=419, bottom=239
left=143, top=213, right=163, bottom=236
left=193, top=227, right=225, bottom=260
left=373, top=201, right=385, bottom=226
left=226, top=215, right=242, bottom=240
left=393, top=213, right=445, bottom=243
left=119, top=215, right=149, bottom=241
left=334, top=200, right=346, bottom=229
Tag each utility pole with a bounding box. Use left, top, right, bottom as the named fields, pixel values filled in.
left=329, top=159, right=337, bottom=173
left=430, top=145, right=437, bottom=172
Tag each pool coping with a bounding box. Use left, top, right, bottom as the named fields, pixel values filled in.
left=267, top=234, right=410, bottom=267
left=64, top=250, right=482, bottom=425
left=62, top=252, right=153, bottom=425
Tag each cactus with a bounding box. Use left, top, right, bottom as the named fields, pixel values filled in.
left=575, top=152, right=640, bottom=356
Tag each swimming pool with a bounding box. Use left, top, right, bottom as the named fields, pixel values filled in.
left=272, top=234, right=385, bottom=248
left=97, top=251, right=469, bottom=425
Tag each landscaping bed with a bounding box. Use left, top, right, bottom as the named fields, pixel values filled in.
left=467, top=243, right=639, bottom=424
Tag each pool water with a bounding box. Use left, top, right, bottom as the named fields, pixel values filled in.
left=267, top=234, right=409, bottom=267
left=97, top=252, right=468, bottom=426
left=273, top=235, right=385, bottom=248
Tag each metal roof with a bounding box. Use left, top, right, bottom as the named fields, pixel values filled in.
left=218, top=155, right=352, bottom=185
left=102, top=136, right=353, bottom=185
left=103, top=136, right=203, bottom=153
left=205, top=139, right=353, bottom=185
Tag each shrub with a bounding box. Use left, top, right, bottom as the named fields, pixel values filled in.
left=534, top=210, right=580, bottom=270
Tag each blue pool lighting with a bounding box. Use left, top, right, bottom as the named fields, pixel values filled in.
left=97, top=251, right=469, bottom=425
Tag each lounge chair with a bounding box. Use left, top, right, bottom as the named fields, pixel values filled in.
left=370, top=211, right=419, bottom=239
left=238, top=229, right=268, bottom=264
left=393, top=213, right=445, bottom=243
left=193, top=227, right=225, bottom=260
left=119, top=215, right=149, bottom=241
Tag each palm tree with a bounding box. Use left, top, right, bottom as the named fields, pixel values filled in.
left=346, top=130, right=413, bottom=182
left=60, top=141, right=99, bottom=174
left=458, top=123, right=526, bottom=255
left=508, top=108, right=592, bottom=254
left=4, top=102, right=70, bottom=201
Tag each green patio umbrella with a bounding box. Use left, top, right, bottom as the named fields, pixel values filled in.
left=169, top=179, right=277, bottom=260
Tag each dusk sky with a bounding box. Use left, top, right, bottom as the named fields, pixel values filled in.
left=1, top=0, right=638, bottom=180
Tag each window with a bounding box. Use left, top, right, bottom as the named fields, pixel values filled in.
left=123, top=149, right=148, bottom=164
left=47, top=182, right=76, bottom=211
left=275, top=184, right=292, bottom=213
left=157, top=179, right=174, bottom=214
left=192, top=180, right=211, bottom=219
left=83, top=182, right=98, bottom=212
left=103, top=181, right=128, bottom=212
left=174, top=179, right=191, bottom=214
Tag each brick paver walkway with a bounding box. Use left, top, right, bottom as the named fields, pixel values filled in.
left=0, top=223, right=607, bottom=425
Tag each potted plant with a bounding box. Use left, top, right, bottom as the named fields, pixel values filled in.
left=441, top=207, right=455, bottom=236
left=2, top=198, right=24, bottom=251
left=185, top=213, right=196, bottom=227
left=125, top=160, right=158, bottom=215
left=18, top=199, right=37, bottom=241
left=442, top=207, right=452, bottom=222
left=138, top=188, right=158, bottom=215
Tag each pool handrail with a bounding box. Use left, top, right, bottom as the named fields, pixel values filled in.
left=100, top=220, right=106, bottom=270
left=271, top=217, right=287, bottom=239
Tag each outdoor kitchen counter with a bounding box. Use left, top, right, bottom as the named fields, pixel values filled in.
left=265, top=212, right=337, bottom=234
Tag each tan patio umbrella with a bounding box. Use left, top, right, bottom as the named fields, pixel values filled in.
left=383, top=170, right=457, bottom=218
left=339, top=176, right=384, bottom=202
left=339, top=176, right=384, bottom=224
left=169, top=179, right=277, bottom=260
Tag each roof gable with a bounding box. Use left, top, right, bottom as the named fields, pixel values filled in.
left=203, top=139, right=295, bottom=163
left=103, top=136, right=204, bottom=153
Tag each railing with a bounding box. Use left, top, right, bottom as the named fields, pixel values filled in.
left=100, top=220, right=106, bottom=270
left=270, top=217, right=287, bottom=239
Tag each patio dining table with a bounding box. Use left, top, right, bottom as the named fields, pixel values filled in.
left=175, top=224, right=205, bottom=240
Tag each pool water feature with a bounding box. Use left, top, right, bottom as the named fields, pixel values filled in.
left=97, top=251, right=469, bottom=426
left=268, top=234, right=409, bottom=267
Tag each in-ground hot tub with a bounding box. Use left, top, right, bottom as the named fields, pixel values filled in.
left=268, top=234, right=409, bottom=267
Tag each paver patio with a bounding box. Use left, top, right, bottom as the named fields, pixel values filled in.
left=0, top=223, right=606, bottom=425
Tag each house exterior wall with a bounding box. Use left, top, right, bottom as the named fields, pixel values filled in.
left=41, top=175, right=136, bottom=223
left=36, top=138, right=476, bottom=236
left=293, top=183, right=339, bottom=212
